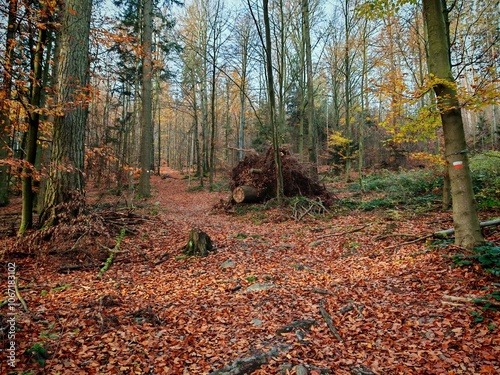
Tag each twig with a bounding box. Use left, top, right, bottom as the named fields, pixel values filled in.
left=154, top=253, right=170, bottom=266
left=375, top=233, right=419, bottom=240
left=318, top=224, right=370, bottom=239
left=384, top=234, right=433, bottom=250
left=15, top=277, right=29, bottom=313
left=311, top=288, right=335, bottom=296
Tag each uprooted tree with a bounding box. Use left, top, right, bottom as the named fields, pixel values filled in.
left=230, top=147, right=333, bottom=206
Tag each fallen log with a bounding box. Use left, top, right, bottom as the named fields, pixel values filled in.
left=434, top=219, right=500, bottom=238
left=232, top=185, right=261, bottom=203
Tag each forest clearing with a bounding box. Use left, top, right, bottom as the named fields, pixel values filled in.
left=1, top=167, right=499, bottom=375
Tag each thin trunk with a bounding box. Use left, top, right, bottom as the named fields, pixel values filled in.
left=303, top=0, right=317, bottom=174
left=19, top=20, right=47, bottom=235
left=138, top=0, right=153, bottom=196
left=0, top=0, right=18, bottom=206
left=263, top=0, right=283, bottom=201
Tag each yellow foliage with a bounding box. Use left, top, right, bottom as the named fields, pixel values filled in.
left=410, top=152, right=444, bottom=167
left=328, top=131, right=351, bottom=148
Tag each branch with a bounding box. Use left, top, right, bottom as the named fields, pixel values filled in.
left=442, top=295, right=500, bottom=308
left=15, top=277, right=29, bottom=314
left=434, top=219, right=500, bottom=238
left=318, top=224, right=370, bottom=239
left=319, top=302, right=343, bottom=341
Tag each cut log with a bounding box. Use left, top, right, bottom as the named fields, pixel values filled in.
left=232, top=185, right=261, bottom=203
left=183, top=228, right=213, bottom=257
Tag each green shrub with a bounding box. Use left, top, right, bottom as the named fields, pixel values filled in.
left=452, top=244, right=500, bottom=277
left=470, top=151, right=500, bottom=209
left=353, top=169, right=442, bottom=198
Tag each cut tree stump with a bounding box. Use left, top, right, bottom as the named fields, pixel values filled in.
left=183, top=228, right=213, bottom=257
left=232, top=185, right=261, bottom=203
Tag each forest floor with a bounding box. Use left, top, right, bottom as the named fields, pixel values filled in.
left=1, top=168, right=499, bottom=375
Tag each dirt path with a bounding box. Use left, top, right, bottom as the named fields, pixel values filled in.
left=3, top=173, right=499, bottom=375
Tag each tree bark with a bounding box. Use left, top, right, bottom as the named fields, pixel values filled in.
left=263, top=0, right=284, bottom=202
left=0, top=0, right=18, bottom=207
left=302, top=0, right=318, bottom=174
left=19, top=17, right=48, bottom=235
left=40, top=0, right=92, bottom=226
left=184, top=228, right=213, bottom=257
left=138, top=0, right=153, bottom=197
left=422, top=0, right=483, bottom=249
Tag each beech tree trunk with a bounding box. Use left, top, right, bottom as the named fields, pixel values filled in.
left=40, top=0, right=92, bottom=226
left=422, top=0, right=483, bottom=249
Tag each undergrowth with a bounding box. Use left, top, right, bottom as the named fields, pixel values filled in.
left=469, top=151, right=500, bottom=210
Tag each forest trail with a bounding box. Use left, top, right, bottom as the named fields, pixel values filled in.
left=4, top=172, right=499, bottom=375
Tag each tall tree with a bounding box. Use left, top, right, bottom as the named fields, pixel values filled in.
left=263, top=0, right=284, bottom=201
left=138, top=0, right=154, bottom=196
left=422, top=0, right=483, bottom=249
left=0, top=0, right=18, bottom=206
left=302, top=0, right=318, bottom=172
left=19, top=3, right=51, bottom=235
left=40, top=0, right=93, bottom=225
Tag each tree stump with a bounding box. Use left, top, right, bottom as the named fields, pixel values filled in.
left=184, top=228, right=213, bottom=257
left=232, top=185, right=261, bottom=203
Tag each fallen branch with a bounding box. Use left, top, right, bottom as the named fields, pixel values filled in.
left=15, top=277, right=29, bottom=313
left=208, top=345, right=290, bottom=375
left=442, top=295, right=500, bottom=308
left=384, top=234, right=433, bottom=250
left=98, top=228, right=126, bottom=279
left=311, top=288, right=335, bottom=296
left=434, top=219, right=500, bottom=238
left=319, top=302, right=343, bottom=341
left=58, top=263, right=99, bottom=272
left=154, top=252, right=170, bottom=266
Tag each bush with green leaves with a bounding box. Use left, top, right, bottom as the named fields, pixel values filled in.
left=351, top=169, right=442, bottom=198
left=469, top=151, right=500, bottom=209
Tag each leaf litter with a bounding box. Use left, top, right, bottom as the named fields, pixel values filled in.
left=1, top=169, right=499, bottom=374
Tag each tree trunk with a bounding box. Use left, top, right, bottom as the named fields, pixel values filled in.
left=19, top=20, right=48, bottom=235
left=0, top=0, right=18, bottom=207
left=138, top=0, right=153, bottom=197
left=40, top=0, right=92, bottom=226
left=422, top=0, right=483, bottom=249
left=303, top=0, right=317, bottom=174
left=263, top=0, right=284, bottom=202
